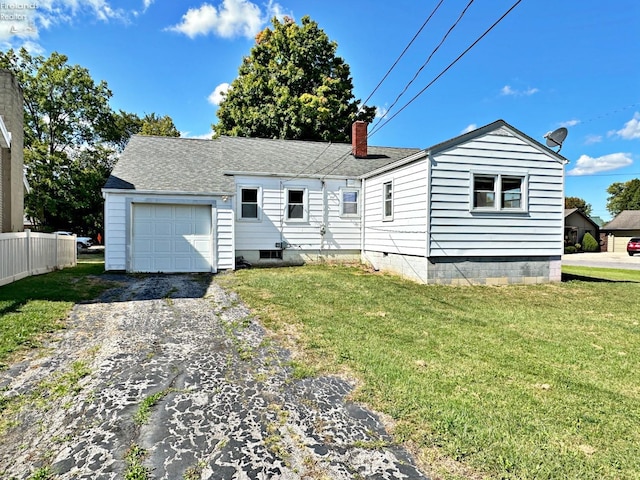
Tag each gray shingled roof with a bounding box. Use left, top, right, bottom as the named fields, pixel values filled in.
left=603, top=210, right=640, bottom=230
left=104, top=135, right=421, bottom=194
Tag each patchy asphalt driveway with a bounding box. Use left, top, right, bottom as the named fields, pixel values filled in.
left=0, top=274, right=428, bottom=479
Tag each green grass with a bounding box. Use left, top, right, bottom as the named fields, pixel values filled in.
left=218, top=264, right=640, bottom=480
left=0, top=255, right=112, bottom=367
left=134, top=389, right=171, bottom=426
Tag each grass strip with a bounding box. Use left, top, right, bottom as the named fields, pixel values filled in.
left=0, top=255, right=113, bottom=367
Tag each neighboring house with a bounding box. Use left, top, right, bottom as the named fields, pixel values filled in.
left=564, top=208, right=600, bottom=247
left=103, top=119, right=568, bottom=285
left=602, top=210, right=640, bottom=253
left=0, top=70, right=24, bottom=233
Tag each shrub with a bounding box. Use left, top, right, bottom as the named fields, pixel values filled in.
left=582, top=232, right=599, bottom=252
left=564, top=246, right=577, bottom=254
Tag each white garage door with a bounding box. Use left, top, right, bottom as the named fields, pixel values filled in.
left=132, top=204, right=213, bottom=273
left=613, top=236, right=631, bottom=253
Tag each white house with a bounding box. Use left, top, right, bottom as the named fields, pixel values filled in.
left=102, top=120, right=567, bottom=285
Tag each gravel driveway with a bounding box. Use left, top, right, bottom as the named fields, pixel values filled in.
left=0, top=274, right=428, bottom=479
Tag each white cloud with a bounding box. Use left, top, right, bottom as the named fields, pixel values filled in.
left=461, top=124, right=477, bottom=134
left=167, top=0, right=264, bottom=39
left=614, top=112, right=640, bottom=140
left=208, top=82, right=230, bottom=105
left=375, top=106, right=388, bottom=119
left=584, top=134, right=602, bottom=145
left=567, top=152, right=633, bottom=176
left=500, top=85, right=539, bottom=97
left=560, top=119, right=580, bottom=128
left=0, top=0, right=134, bottom=43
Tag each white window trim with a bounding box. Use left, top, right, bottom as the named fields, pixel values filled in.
left=382, top=180, right=394, bottom=221
left=339, top=187, right=360, bottom=217
left=237, top=185, right=262, bottom=221
left=284, top=187, right=308, bottom=222
left=470, top=171, right=529, bottom=213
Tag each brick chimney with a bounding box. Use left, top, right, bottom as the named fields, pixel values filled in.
left=352, top=121, right=367, bottom=158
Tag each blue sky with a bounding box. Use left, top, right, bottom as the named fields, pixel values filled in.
left=1, top=0, right=638, bottom=221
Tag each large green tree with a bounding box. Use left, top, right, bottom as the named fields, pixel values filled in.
left=565, top=196, right=592, bottom=217
left=606, top=178, right=640, bottom=216
left=214, top=16, right=375, bottom=142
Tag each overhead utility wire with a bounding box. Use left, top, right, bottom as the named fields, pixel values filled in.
left=289, top=1, right=448, bottom=182
left=318, top=1, right=476, bottom=180
left=369, top=0, right=524, bottom=139
left=371, top=0, right=475, bottom=131
left=360, top=0, right=446, bottom=109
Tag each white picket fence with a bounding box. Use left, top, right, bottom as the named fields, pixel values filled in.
left=0, top=231, right=77, bottom=287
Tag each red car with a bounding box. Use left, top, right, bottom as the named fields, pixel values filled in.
left=627, top=237, right=640, bottom=256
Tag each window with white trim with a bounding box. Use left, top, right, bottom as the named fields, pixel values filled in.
left=285, top=188, right=307, bottom=221
left=340, top=189, right=359, bottom=216
left=239, top=186, right=261, bottom=220
left=472, top=174, right=526, bottom=211
left=383, top=181, right=393, bottom=220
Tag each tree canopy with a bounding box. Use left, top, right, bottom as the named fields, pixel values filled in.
left=213, top=16, right=375, bottom=142
left=606, top=178, right=640, bottom=216
left=140, top=113, right=180, bottom=137
left=565, top=196, right=592, bottom=217
left=0, top=48, right=179, bottom=236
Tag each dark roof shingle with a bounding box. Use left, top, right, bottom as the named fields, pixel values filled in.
left=603, top=210, right=640, bottom=230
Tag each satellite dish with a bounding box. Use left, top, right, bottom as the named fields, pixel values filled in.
left=544, top=127, right=568, bottom=152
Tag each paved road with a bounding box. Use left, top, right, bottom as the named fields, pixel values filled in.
left=0, top=275, right=428, bottom=479
left=562, top=251, right=640, bottom=270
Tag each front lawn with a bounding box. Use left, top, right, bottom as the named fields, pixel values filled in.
left=218, top=265, right=640, bottom=480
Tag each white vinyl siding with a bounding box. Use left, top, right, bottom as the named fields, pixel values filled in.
left=428, top=129, right=564, bottom=257
left=362, top=160, right=429, bottom=257
left=234, top=176, right=362, bottom=251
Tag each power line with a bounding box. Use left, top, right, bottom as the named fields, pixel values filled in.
left=371, top=0, right=476, bottom=132
left=360, top=0, right=446, bottom=109
left=370, top=0, right=524, bottom=139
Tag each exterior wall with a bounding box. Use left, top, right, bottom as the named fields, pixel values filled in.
left=565, top=211, right=598, bottom=245
left=0, top=70, right=24, bottom=233
left=361, top=159, right=428, bottom=256
left=103, top=192, right=233, bottom=272
left=429, top=128, right=564, bottom=257
left=363, top=251, right=560, bottom=285
left=234, top=175, right=362, bottom=265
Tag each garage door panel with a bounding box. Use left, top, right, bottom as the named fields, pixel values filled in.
left=175, top=222, right=194, bottom=235
left=154, top=223, right=172, bottom=236
left=132, top=204, right=213, bottom=273
left=154, top=205, right=173, bottom=218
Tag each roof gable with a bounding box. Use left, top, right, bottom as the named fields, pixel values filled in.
left=427, top=120, right=569, bottom=164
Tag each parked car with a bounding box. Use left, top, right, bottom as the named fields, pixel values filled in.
left=627, top=237, right=640, bottom=256
left=54, top=231, right=93, bottom=249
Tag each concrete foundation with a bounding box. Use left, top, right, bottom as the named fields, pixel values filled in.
left=236, top=249, right=361, bottom=268
left=363, top=251, right=562, bottom=285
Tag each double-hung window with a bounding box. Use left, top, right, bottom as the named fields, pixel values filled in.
left=340, top=189, right=359, bottom=216
left=238, top=186, right=261, bottom=220
left=383, top=181, right=393, bottom=220
left=472, top=173, right=526, bottom=212
left=285, top=188, right=307, bottom=221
